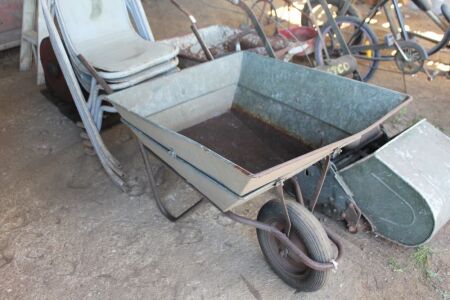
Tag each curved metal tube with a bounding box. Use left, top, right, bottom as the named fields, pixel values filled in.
left=325, top=228, right=344, bottom=262
left=426, top=26, right=450, bottom=56
left=224, top=211, right=337, bottom=271
left=226, top=0, right=277, bottom=58
left=138, top=141, right=203, bottom=222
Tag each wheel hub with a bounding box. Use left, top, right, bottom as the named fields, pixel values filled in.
left=269, top=221, right=310, bottom=275
left=395, top=41, right=427, bottom=74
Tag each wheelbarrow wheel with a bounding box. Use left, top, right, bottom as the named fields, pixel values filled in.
left=257, top=200, right=333, bottom=292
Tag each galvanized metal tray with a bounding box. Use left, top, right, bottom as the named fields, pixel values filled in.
left=108, top=52, right=410, bottom=211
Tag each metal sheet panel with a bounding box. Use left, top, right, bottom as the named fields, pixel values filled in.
left=342, top=120, right=450, bottom=246
left=130, top=125, right=275, bottom=212
left=109, top=52, right=410, bottom=197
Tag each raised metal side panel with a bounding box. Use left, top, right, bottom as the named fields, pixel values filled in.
left=109, top=53, right=411, bottom=197
left=341, top=120, right=450, bottom=246
left=235, top=86, right=349, bottom=148
left=117, top=86, right=349, bottom=196
left=131, top=127, right=275, bottom=212
left=237, top=54, right=408, bottom=143
left=108, top=53, right=243, bottom=117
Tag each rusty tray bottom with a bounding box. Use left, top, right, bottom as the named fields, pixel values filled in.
left=179, top=108, right=313, bottom=174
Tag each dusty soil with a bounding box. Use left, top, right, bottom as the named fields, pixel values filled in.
left=0, top=1, right=449, bottom=299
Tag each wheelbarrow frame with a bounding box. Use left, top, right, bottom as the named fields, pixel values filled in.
left=133, top=123, right=342, bottom=273
left=108, top=51, right=410, bottom=291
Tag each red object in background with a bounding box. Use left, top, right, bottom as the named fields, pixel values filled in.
left=279, top=26, right=317, bottom=56
left=0, top=0, right=23, bottom=33
left=279, top=26, right=317, bottom=42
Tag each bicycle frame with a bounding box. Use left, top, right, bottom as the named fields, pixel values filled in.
left=347, top=0, right=450, bottom=60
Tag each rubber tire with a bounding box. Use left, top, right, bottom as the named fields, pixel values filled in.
left=301, top=0, right=361, bottom=27
left=314, top=16, right=380, bottom=82
left=257, top=200, right=333, bottom=292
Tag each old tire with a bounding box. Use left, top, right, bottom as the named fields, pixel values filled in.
left=257, top=200, right=333, bottom=292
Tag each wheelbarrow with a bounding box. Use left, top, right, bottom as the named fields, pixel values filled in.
left=160, top=24, right=317, bottom=68
left=107, top=52, right=410, bottom=292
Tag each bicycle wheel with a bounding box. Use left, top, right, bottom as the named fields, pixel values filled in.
left=315, top=16, right=380, bottom=82
left=301, top=0, right=361, bottom=27
left=249, top=0, right=280, bottom=35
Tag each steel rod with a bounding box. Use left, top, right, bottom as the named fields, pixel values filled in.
left=276, top=184, right=292, bottom=237
left=291, top=177, right=305, bottom=206
left=138, top=140, right=178, bottom=222
left=138, top=140, right=203, bottom=222
left=325, top=228, right=343, bottom=262
left=310, top=156, right=331, bottom=212
left=171, top=0, right=215, bottom=61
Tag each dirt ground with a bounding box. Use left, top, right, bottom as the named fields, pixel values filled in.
left=0, top=1, right=449, bottom=299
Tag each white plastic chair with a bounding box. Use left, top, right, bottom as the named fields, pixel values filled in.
left=40, top=0, right=180, bottom=190
left=53, top=0, right=179, bottom=130
left=54, top=0, right=179, bottom=78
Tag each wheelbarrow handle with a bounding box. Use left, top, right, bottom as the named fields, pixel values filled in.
left=170, top=0, right=215, bottom=61
left=170, top=0, right=196, bottom=23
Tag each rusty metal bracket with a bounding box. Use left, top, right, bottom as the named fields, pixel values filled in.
left=290, top=177, right=305, bottom=206
left=275, top=181, right=292, bottom=237
left=342, top=203, right=361, bottom=233
left=310, top=155, right=331, bottom=212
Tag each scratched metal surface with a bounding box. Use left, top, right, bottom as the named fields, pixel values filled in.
left=341, top=120, right=450, bottom=246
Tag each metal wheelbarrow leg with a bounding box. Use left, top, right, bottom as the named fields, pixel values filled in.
left=138, top=140, right=203, bottom=222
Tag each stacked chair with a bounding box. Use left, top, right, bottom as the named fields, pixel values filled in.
left=40, top=0, right=179, bottom=190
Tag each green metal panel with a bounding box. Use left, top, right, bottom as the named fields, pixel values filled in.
left=341, top=120, right=450, bottom=246
left=341, top=156, right=434, bottom=246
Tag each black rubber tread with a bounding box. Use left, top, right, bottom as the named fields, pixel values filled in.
left=301, top=0, right=361, bottom=27
left=256, top=200, right=333, bottom=292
